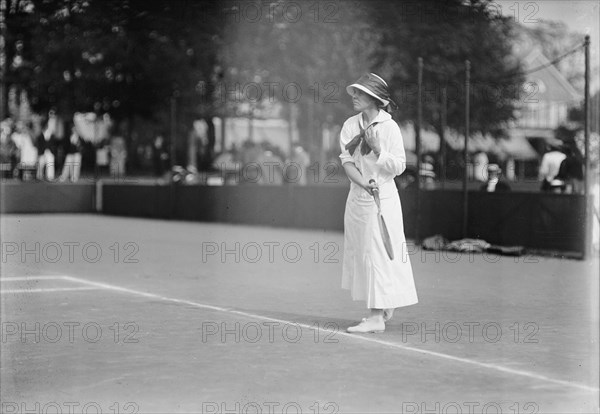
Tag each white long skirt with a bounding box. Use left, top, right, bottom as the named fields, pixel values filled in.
left=341, top=185, right=418, bottom=309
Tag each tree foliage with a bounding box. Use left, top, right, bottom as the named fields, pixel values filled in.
left=366, top=0, right=526, bottom=135
left=220, top=0, right=526, bottom=143
left=217, top=0, right=381, bottom=144
left=5, top=0, right=528, bottom=154
left=5, top=0, right=223, bottom=127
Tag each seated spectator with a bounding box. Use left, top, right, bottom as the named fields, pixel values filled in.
left=480, top=164, right=511, bottom=192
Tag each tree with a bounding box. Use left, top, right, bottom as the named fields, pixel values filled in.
left=219, top=0, right=526, bottom=159
left=5, top=0, right=224, bottom=149
left=5, top=0, right=528, bottom=167
left=217, top=0, right=381, bottom=153
left=368, top=0, right=525, bottom=134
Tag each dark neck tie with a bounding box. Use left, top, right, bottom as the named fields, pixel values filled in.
left=345, top=122, right=378, bottom=156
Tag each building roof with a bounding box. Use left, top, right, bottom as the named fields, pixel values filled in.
left=523, top=49, right=582, bottom=103
left=498, top=132, right=539, bottom=160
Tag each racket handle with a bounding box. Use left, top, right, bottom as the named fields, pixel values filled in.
left=369, top=179, right=381, bottom=208
left=369, top=179, right=379, bottom=194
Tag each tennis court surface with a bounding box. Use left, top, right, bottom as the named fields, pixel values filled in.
left=1, top=214, right=598, bottom=413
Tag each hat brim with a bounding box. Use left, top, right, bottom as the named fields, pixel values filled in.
left=346, top=84, right=389, bottom=106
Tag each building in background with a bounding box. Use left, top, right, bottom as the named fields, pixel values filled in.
left=506, top=49, right=582, bottom=179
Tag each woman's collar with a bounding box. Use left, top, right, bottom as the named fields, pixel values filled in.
left=359, top=109, right=391, bottom=128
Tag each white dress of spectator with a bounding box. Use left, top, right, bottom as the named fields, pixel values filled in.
left=505, top=158, right=516, bottom=181
left=321, top=116, right=340, bottom=154
left=73, top=112, right=112, bottom=144
left=473, top=152, right=488, bottom=182
left=539, top=150, right=566, bottom=186
left=288, top=145, right=310, bottom=185
left=11, top=124, right=38, bottom=181
left=11, top=128, right=37, bottom=168
left=188, top=119, right=209, bottom=169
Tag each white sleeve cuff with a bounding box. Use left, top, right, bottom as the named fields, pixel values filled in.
left=375, top=150, right=392, bottom=166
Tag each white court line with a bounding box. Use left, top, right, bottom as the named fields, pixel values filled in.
left=1, top=276, right=66, bottom=282
left=60, top=275, right=599, bottom=393
left=1, top=287, right=101, bottom=294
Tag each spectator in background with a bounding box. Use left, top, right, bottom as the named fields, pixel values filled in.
left=11, top=121, right=37, bottom=180
left=480, top=163, right=511, bottom=192
left=0, top=121, right=18, bottom=178
left=192, top=119, right=210, bottom=170
left=212, top=143, right=242, bottom=185
left=256, top=143, right=284, bottom=185
left=287, top=144, right=310, bottom=185
left=36, top=121, right=57, bottom=181
left=420, top=154, right=436, bottom=189
left=110, top=136, right=127, bottom=178
left=504, top=158, right=516, bottom=181
left=59, top=126, right=83, bottom=182
left=539, top=144, right=566, bottom=192
left=138, top=144, right=153, bottom=171
left=96, top=139, right=110, bottom=177
left=473, top=151, right=489, bottom=182
left=556, top=144, right=583, bottom=194
left=152, top=135, right=169, bottom=176
left=239, top=140, right=261, bottom=183
left=321, top=114, right=341, bottom=164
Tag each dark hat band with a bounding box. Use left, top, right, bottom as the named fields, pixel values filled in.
left=347, top=73, right=397, bottom=110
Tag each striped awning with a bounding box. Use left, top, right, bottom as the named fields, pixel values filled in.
left=400, top=122, right=541, bottom=161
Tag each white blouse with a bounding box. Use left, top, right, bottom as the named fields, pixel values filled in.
left=339, top=109, right=407, bottom=199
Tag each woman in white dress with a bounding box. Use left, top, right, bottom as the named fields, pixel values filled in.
left=339, top=73, right=418, bottom=333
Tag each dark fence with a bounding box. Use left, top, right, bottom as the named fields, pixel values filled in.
left=102, top=184, right=588, bottom=256
left=0, top=182, right=95, bottom=214
left=102, top=184, right=347, bottom=230
left=405, top=190, right=586, bottom=255
left=0, top=182, right=586, bottom=256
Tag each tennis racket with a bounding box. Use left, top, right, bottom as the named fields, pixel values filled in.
left=369, top=179, right=394, bottom=260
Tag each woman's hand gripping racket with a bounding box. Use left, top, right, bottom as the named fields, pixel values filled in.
left=369, top=179, right=394, bottom=260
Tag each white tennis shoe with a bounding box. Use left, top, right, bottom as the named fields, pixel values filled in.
left=347, top=318, right=385, bottom=334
